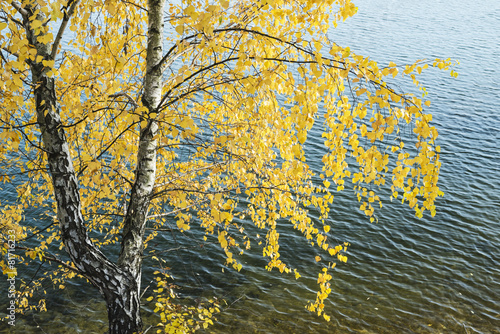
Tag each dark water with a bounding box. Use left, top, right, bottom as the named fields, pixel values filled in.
left=2, top=0, right=500, bottom=333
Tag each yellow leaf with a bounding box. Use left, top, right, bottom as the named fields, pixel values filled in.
left=220, top=0, right=229, bottom=9
left=184, top=5, right=198, bottom=20
left=356, top=88, right=367, bottom=96
left=218, top=231, right=228, bottom=249
left=106, top=4, right=117, bottom=15
left=31, top=20, right=42, bottom=29
left=175, top=24, right=184, bottom=35
left=42, top=60, right=55, bottom=68
left=297, top=131, right=307, bottom=144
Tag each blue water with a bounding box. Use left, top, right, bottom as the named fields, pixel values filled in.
left=2, top=0, right=499, bottom=333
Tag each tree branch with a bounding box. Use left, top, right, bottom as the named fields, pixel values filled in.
left=51, top=0, right=81, bottom=60
left=109, top=91, right=140, bottom=108
left=10, top=1, right=29, bottom=17
left=1, top=47, right=19, bottom=58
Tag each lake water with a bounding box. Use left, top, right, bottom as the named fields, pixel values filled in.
left=2, top=0, right=499, bottom=333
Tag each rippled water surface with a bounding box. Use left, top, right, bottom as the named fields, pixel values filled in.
left=2, top=0, right=499, bottom=333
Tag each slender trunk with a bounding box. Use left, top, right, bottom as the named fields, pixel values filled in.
left=31, top=66, right=143, bottom=334
left=114, top=0, right=165, bottom=331
left=19, top=0, right=163, bottom=332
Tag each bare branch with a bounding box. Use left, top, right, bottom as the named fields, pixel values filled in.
left=11, top=1, right=29, bottom=17
left=0, top=121, right=37, bottom=129
left=2, top=47, right=19, bottom=58
left=109, top=92, right=140, bottom=108
left=156, top=39, right=198, bottom=72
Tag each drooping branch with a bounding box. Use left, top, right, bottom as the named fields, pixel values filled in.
left=158, top=53, right=342, bottom=112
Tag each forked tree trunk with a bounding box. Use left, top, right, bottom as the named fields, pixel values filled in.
left=21, top=0, right=165, bottom=332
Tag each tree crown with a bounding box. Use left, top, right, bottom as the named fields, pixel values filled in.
left=0, top=0, right=455, bottom=330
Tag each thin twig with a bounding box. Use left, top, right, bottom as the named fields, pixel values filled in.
left=15, top=245, right=82, bottom=275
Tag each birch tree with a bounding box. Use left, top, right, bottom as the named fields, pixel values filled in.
left=0, top=0, right=455, bottom=332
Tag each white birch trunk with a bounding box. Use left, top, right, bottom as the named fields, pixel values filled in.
left=117, top=0, right=164, bottom=297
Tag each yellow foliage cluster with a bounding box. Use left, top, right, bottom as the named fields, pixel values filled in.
left=148, top=259, right=220, bottom=333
